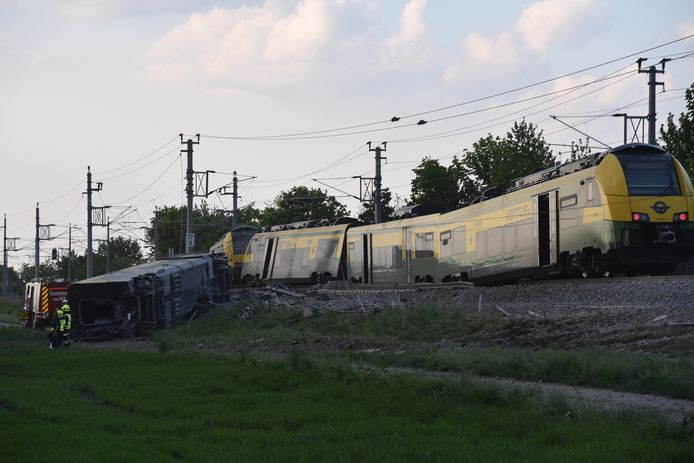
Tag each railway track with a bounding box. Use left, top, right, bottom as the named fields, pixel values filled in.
left=314, top=274, right=694, bottom=292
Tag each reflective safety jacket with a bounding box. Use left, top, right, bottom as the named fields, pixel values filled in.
left=64, top=312, right=72, bottom=331
left=57, top=309, right=65, bottom=332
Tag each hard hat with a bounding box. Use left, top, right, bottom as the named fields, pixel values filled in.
left=56, top=309, right=63, bottom=316
left=62, top=304, right=71, bottom=312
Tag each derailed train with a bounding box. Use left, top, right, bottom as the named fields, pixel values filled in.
left=68, top=143, right=694, bottom=338
left=68, top=255, right=229, bottom=339
left=232, top=143, right=694, bottom=285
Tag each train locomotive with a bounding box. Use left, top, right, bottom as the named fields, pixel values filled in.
left=236, top=143, right=694, bottom=285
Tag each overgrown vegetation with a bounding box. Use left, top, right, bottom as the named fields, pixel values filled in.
left=147, top=304, right=694, bottom=401
left=348, top=348, right=694, bottom=402
left=152, top=304, right=508, bottom=352
left=0, top=300, right=22, bottom=324
left=1, top=332, right=692, bottom=462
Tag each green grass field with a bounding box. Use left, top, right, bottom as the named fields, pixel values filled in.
left=154, top=305, right=694, bottom=401
left=1, top=326, right=693, bottom=462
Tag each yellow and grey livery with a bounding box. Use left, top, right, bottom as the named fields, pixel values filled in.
left=226, top=143, right=694, bottom=285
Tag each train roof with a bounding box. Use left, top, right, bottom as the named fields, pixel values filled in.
left=504, top=143, right=669, bottom=197
left=72, top=254, right=213, bottom=285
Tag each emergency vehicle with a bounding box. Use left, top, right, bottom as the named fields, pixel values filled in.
left=20, top=279, right=69, bottom=328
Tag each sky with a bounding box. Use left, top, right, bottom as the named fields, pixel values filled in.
left=1, top=0, right=693, bottom=269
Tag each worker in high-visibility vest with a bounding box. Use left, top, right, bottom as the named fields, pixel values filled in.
left=61, top=300, right=71, bottom=347
left=55, top=308, right=65, bottom=348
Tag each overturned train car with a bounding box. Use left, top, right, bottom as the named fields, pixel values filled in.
left=69, top=255, right=228, bottom=339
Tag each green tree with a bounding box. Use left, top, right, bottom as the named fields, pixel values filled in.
left=19, top=261, right=61, bottom=284
left=260, top=186, right=348, bottom=227
left=459, top=120, right=555, bottom=203
left=93, top=236, right=143, bottom=274
left=146, top=201, right=249, bottom=256
left=1, top=266, right=25, bottom=297
left=410, top=158, right=460, bottom=212
left=660, top=81, right=694, bottom=178
left=358, top=187, right=397, bottom=223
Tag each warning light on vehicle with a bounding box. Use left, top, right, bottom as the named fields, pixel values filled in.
left=632, top=212, right=649, bottom=222
left=674, top=212, right=688, bottom=222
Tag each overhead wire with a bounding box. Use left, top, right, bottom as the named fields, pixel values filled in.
left=198, top=34, right=693, bottom=141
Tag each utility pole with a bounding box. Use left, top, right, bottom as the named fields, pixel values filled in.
left=35, top=204, right=40, bottom=280
left=232, top=171, right=238, bottom=227
left=34, top=204, right=54, bottom=280
left=2, top=214, right=7, bottom=299
left=368, top=142, right=387, bottom=224
left=67, top=224, right=72, bottom=281
left=154, top=206, right=159, bottom=259
left=638, top=57, right=669, bottom=145
left=106, top=217, right=110, bottom=273
left=220, top=171, right=256, bottom=228
left=85, top=166, right=104, bottom=278
left=180, top=133, right=200, bottom=254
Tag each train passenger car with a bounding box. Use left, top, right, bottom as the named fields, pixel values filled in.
left=434, top=143, right=694, bottom=282
left=342, top=143, right=694, bottom=285
left=69, top=255, right=224, bottom=339
left=345, top=214, right=439, bottom=284
left=242, top=223, right=351, bottom=284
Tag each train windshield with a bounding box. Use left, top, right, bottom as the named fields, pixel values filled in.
left=615, top=153, right=681, bottom=196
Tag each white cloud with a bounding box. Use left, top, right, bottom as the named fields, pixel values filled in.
left=677, top=19, right=694, bottom=38
left=55, top=0, right=221, bottom=19
left=443, top=32, right=519, bottom=82
left=515, top=0, right=605, bottom=57
left=136, top=1, right=383, bottom=94
left=443, top=0, right=607, bottom=84
left=379, top=0, right=431, bottom=70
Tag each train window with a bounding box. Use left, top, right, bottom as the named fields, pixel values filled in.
left=453, top=226, right=466, bottom=255
left=317, top=239, right=339, bottom=259
left=503, top=225, right=516, bottom=253
left=475, top=232, right=486, bottom=259
left=517, top=222, right=533, bottom=251
left=440, top=230, right=452, bottom=258
left=616, top=154, right=681, bottom=196
left=585, top=179, right=602, bottom=205
left=415, top=232, right=434, bottom=258
left=560, top=194, right=577, bottom=208
left=487, top=228, right=502, bottom=257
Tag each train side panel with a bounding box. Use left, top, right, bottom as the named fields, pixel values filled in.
left=243, top=224, right=349, bottom=283
left=346, top=216, right=437, bottom=284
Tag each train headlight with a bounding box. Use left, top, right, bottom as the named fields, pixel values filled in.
left=673, top=212, right=688, bottom=222
left=632, top=212, right=650, bottom=222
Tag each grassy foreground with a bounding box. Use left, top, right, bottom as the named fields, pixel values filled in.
left=2, top=328, right=693, bottom=462
left=155, top=305, right=694, bottom=401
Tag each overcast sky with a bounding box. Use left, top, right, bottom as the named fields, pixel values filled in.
left=1, top=0, right=693, bottom=268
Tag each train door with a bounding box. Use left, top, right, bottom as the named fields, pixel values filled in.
left=404, top=227, right=413, bottom=283
left=362, top=233, right=373, bottom=283
left=262, top=238, right=277, bottom=279
left=536, top=192, right=558, bottom=266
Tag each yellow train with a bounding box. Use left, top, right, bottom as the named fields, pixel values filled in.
left=223, top=143, right=694, bottom=285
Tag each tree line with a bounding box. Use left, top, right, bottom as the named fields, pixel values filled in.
left=4, top=87, right=692, bottom=293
